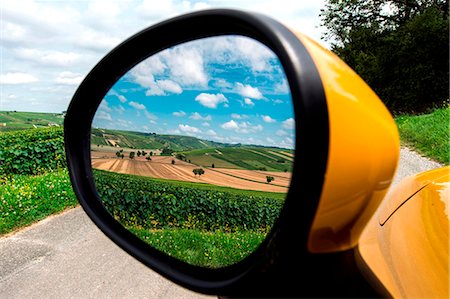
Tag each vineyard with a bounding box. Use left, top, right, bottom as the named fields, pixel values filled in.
left=1, top=126, right=288, bottom=267
left=94, top=169, right=284, bottom=267
left=0, top=127, right=66, bottom=175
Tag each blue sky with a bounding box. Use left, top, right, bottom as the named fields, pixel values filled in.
left=0, top=0, right=326, bottom=114
left=93, top=36, right=294, bottom=148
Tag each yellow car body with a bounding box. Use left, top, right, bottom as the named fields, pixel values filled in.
left=360, top=166, right=449, bottom=298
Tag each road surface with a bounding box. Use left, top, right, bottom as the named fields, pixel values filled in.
left=0, top=147, right=443, bottom=298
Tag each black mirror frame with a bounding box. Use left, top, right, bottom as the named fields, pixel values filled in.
left=65, top=9, right=381, bottom=297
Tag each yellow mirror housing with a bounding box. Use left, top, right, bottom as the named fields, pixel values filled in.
left=298, top=35, right=400, bottom=253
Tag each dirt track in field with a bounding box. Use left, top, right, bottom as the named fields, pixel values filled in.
left=91, top=153, right=289, bottom=193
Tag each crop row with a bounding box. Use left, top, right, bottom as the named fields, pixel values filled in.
left=0, top=127, right=66, bottom=175
left=94, top=170, right=284, bottom=233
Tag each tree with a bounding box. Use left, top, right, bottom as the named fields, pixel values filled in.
left=115, top=151, right=121, bottom=158
left=321, top=0, right=449, bottom=113
left=266, top=176, right=274, bottom=184
left=129, top=152, right=135, bottom=159
left=193, top=168, right=205, bottom=176
left=176, top=153, right=186, bottom=161
left=142, top=151, right=147, bottom=156
left=137, top=151, right=141, bottom=157
left=146, top=156, right=152, bottom=161
left=171, top=159, right=175, bottom=165
left=162, top=147, right=173, bottom=155
left=211, top=163, right=215, bottom=168
left=150, top=151, right=153, bottom=156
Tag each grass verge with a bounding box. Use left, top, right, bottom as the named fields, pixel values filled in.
left=129, top=227, right=265, bottom=268
left=396, top=107, right=449, bottom=164
left=0, top=169, right=77, bottom=235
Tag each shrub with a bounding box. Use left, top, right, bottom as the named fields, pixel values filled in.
left=0, top=127, right=66, bottom=175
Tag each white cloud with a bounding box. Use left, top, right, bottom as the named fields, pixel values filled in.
left=266, top=137, right=275, bottom=144
left=156, top=79, right=182, bottom=94
left=231, top=113, right=248, bottom=119
left=262, top=115, right=276, bottom=123
left=129, top=101, right=146, bottom=110
left=235, top=83, right=263, bottom=99
left=98, top=100, right=112, bottom=112
left=205, top=129, right=217, bottom=136
left=276, top=129, right=287, bottom=136
left=0, top=72, right=38, bottom=84
left=272, top=99, right=284, bottom=104
left=280, top=137, right=295, bottom=149
left=96, top=111, right=112, bottom=121
left=221, top=120, right=263, bottom=134
left=163, top=47, right=208, bottom=87
left=274, top=79, right=289, bottom=94
left=221, top=120, right=239, bottom=130
left=114, top=105, right=125, bottom=114
left=244, top=98, right=254, bottom=106
left=178, top=124, right=201, bottom=134
left=190, top=112, right=211, bottom=121
left=55, top=71, right=83, bottom=85
left=202, top=122, right=210, bottom=127
left=144, top=110, right=158, bottom=121
left=173, top=110, right=186, bottom=117
left=195, top=93, right=228, bottom=109
left=282, top=118, right=295, bottom=129
left=14, top=48, right=81, bottom=67
left=118, top=95, right=127, bottom=103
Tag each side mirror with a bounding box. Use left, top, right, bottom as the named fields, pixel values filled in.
left=64, top=9, right=399, bottom=297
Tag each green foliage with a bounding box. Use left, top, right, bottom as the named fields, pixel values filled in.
left=396, top=107, right=449, bottom=164
left=129, top=151, right=135, bottom=159
left=266, top=176, right=274, bottom=184
left=193, top=168, right=205, bottom=176
left=161, top=147, right=174, bottom=155
left=0, top=127, right=66, bottom=175
left=321, top=0, right=449, bottom=113
left=0, top=169, right=77, bottom=235
left=93, top=170, right=283, bottom=233
left=130, top=228, right=264, bottom=268
left=146, top=156, right=152, bottom=161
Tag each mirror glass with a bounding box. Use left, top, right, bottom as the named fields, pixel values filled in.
left=91, top=35, right=294, bottom=268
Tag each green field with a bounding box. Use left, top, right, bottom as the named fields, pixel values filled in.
left=0, top=111, right=64, bottom=132
left=181, top=147, right=293, bottom=172
left=396, top=107, right=449, bottom=164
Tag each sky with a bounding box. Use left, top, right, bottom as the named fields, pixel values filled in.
left=0, top=0, right=326, bottom=113
left=1, top=0, right=326, bottom=147
left=92, top=36, right=295, bottom=148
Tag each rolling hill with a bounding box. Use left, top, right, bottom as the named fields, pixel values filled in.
left=180, top=147, right=293, bottom=172
left=0, top=111, right=64, bottom=132
left=91, top=128, right=226, bottom=150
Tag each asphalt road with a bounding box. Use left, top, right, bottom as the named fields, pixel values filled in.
left=0, top=147, right=443, bottom=298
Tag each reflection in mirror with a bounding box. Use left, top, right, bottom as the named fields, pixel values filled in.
left=91, top=35, right=294, bottom=268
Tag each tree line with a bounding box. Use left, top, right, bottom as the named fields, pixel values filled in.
left=321, top=0, right=448, bottom=114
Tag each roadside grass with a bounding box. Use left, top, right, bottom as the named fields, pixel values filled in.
left=396, top=107, right=449, bottom=164
left=0, top=169, right=77, bottom=235
left=129, top=227, right=265, bottom=268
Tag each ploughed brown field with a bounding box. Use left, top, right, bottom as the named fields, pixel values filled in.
left=91, top=151, right=290, bottom=193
